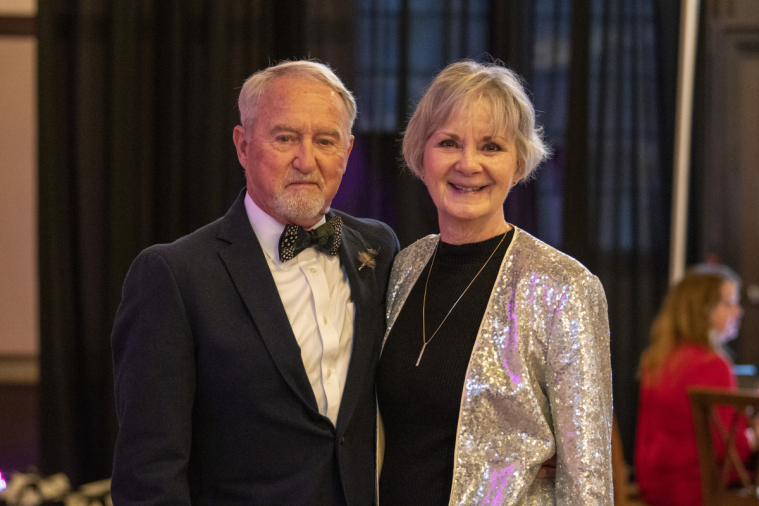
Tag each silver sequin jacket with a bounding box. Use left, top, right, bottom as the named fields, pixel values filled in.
left=379, top=228, right=613, bottom=505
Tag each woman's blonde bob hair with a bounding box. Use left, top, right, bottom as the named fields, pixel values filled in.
left=638, top=266, right=739, bottom=384
left=238, top=60, right=357, bottom=135
left=402, top=60, right=551, bottom=181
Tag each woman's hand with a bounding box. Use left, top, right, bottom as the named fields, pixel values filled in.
left=746, top=413, right=759, bottom=451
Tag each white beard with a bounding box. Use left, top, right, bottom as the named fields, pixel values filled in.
left=273, top=186, right=327, bottom=223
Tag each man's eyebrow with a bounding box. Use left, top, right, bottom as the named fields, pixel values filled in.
left=269, top=124, right=297, bottom=134
left=316, top=128, right=343, bottom=139
left=268, top=125, right=343, bottom=139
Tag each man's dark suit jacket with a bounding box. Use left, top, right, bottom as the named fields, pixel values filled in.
left=111, top=190, right=399, bottom=505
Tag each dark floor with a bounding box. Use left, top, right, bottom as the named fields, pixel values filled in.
left=0, top=384, right=38, bottom=474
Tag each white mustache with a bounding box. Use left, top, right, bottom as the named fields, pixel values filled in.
left=282, top=172, right=324, bottom=188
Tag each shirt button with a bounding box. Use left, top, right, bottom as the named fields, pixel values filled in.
left=323, top=316, right=328, bottom=324
left=327, top=369, right=332, bottom=378
left=340, top=436, right=345, bottom=444
left=310, top=267, right=317, bottom=273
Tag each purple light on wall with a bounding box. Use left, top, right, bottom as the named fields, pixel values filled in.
left=330, top=135, right=399, bottom=230
left=331, top=138, right=374, bottom=218
left=0, top=471, right=6, bottom=492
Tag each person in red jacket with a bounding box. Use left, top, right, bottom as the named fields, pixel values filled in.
left=635, top=266, right=748, bottom=506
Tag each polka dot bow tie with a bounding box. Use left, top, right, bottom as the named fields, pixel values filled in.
left=278, top=215, right=343, bottom=262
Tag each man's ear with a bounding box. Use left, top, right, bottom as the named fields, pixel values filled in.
left=233, top=125, right=249, bottom=168
left=344, top=135, right=354, bottom=167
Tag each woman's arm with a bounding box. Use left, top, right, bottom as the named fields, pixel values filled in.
left=546, top=273, right=613, bottom=505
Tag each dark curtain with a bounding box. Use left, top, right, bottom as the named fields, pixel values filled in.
left=562, top=0, right=680, bottom=459
left=489, top=0, right=541, bottom=236
left=38, top=0, right=308, bottom=485
left=346, top=0, right=495, bottom=248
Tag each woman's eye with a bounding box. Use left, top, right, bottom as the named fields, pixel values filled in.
left=483, top=143, right=501, bottom=151
left=438, top=139, right=456, bottom=148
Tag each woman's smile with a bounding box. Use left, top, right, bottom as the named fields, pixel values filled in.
left=448, top=182, right=488, bottom=192
left=421, top=102, right=518, bottom=242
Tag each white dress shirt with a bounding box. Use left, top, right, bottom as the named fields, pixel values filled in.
left=244, top=192, right=354, bottom=426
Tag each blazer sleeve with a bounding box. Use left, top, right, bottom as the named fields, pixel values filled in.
left=546, top=273, right=613, bottom=505
left=111, top=250, right=195, bottom=506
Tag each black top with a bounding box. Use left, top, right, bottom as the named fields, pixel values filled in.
left=376, top=229, right=514, bottom=506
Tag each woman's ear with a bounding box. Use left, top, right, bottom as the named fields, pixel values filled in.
left=515, top=159, right=527, bottom=183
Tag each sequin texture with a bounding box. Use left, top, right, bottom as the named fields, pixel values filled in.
left=382, top=228, right=613, bottom=505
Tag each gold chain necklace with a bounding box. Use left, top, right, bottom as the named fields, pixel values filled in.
left=416, top=231, right=508, bottom=367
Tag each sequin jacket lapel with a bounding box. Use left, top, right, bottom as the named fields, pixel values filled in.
left=381, top=228, right=613, bottom=506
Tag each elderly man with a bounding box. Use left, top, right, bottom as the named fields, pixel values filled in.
left=111, top=61, right=399, bottom=505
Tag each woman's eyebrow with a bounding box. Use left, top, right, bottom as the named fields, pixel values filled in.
left=432, top=130, right=460, bottom=139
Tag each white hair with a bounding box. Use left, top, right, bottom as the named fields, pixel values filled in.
left=238, top=60, right=356, bottom=135
left=403, top=60, right=551, bottom=181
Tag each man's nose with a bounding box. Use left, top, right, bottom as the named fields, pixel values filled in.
left=293, top=140, right=317, bottom=173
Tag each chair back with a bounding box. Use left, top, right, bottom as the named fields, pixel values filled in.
left=688, top=387, right=759, bottom=506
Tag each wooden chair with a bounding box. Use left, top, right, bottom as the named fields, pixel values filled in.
left=688, top=387, right=759, bottom=505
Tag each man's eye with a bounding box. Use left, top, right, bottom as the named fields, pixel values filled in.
left=278, top=135, right=292, bottom=142
left=318, top=139, right=333, bottom=146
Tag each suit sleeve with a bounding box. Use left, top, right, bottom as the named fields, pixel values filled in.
left=547, top=273, right=613, bottom=505
left=111, top=250, right=195, bottom=506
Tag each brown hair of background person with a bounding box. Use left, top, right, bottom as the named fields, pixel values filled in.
left=638, top=270, right=732, bottom=385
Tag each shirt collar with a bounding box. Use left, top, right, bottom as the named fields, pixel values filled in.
left=244, top=192, right=326, bottom=265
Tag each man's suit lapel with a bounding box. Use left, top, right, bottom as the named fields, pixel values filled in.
left=336, top=220, right=380, bottom=433
left=216, top=192, right=320, bottom=415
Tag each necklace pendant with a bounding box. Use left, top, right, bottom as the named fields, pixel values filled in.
left=416, top=342, right=428, bottom=367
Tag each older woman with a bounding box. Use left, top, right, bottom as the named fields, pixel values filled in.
left=635, top=266, right=748, bottom=506
left=376, top=61, right=613, bottom=505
